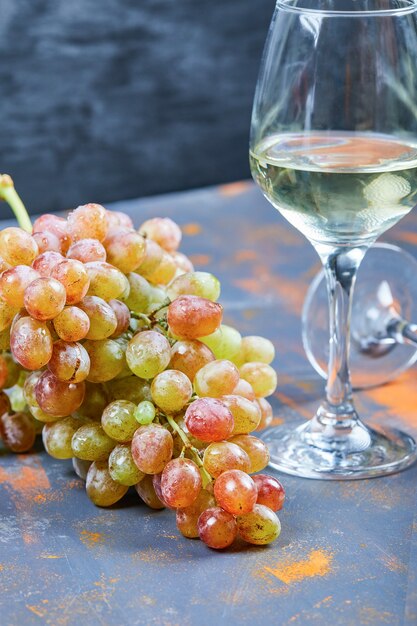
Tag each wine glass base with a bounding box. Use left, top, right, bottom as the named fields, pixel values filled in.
left=262, top=421, right=417, bottom=480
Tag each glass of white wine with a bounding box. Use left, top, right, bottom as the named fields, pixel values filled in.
left=250, top=0, right=417, bottom=478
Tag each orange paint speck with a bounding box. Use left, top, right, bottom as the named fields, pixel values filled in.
left=263, top=549, right=334, bottom=585
left=0, top=462, right=50, bottom=498
left=364, top=370, right=417, bottom=430
left=218, top=181, right=252, bottom=197
left=189, top=254, right=211, bottom=267
left=79, top=530, right=106, bottom=548
left=182, top=223, right=202, bottom=236
left=394, top=231, right=417, bottom=245
left=234, top=249, right=258, bottom=263
left=26, top=605, right=46, bottom=618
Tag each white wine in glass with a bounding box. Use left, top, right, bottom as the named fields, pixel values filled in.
left=250, top=0, right=417, bottom=479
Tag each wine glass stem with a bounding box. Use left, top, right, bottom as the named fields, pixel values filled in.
left=320, top=247, right=366, bottom=419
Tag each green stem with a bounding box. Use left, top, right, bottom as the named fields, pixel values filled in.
left=0, top=175, right=32, bottom=232
left=164, top=414, right=213, bottom=487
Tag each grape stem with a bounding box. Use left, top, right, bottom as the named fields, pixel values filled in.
left=0, top=175, right=32, bottom=233
left=163, top=413, right=212, bottom=487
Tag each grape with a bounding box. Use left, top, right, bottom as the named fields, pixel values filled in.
left=171, top=251, right=194, bottom=274
left=255, top=398, right=273, bottom=431
left=84, top=339, right=125, bottom=383
left=0, top=329, right=10, bottom=350
left=203, top=442, right=251, bottom=478
left=105, top=231, right=146, bottom=273
left=67, top=203, right=108, bottom=242
left=105, top=376, right=151, bottom=405
left=0, top=227, right=39, bottom=266
left=72, top=457, right=92, bottom=481
left=198, top=507, right=237, bottom=550
left=214, top=469, right=257, bottom=515
left=53, top=306, right=90, bottom=342
left=136, top=239, right=164, bottom=277
left=67, top=239, right=106, bottom=263
left=35, top=371, right=85, bottom=417
left=131, top=424, right=173, bottom=474
left=48, top=340, right=90, bottom=383
left=193, top=360, right=239, bottom=398
left=239, top=362, right=277, bottom=398
left=167, top=296, right=223, bottom=339
left=135, top=474, right=165, bottom=509
left=168, top=272, right=220, bottom=302
left=237, top=504, right=281, bottom=545
left=72, top=423, right=115, bottom=461
left=105, top=210, right=133, bottom=230
left=76, top=382, right=108, bottom=420
left=33, top=230, right=62, bottom=254
left=160, top=458, right=202, bottom=508
left=139, top=217, right=182, bottom=253
left=0, top=300, right=18, bottom=332
left=86, top=461, right=128, bottom=507
left=51, top=259, right=90, bottom=305
left=184, top=398, right=234, bottom=442
left=78, top=296, right=118, bottom=340
left=24, top=277, right=66, bottom=321
left=221, top=395, right=261, bottom=435
left=32, top=214, right=71, bottom=252
left=126, top=331, right=171, bottom=379
left=229, top=435, right=270, bottom=473
left=121, top=272, right=154, bottom=313
left=0, top=391, right=11, bottom=418
left=42, top=416, right=82, bottom=459
left=101, top=400, right=138, bottom=442
left=151, top=370, right=192, bottom=414
left=32, top=251, right=64, bottom=277
left=134, top=400, right=156, bottom=425
left=253, top=475, right=285, bottom=512
left=176, top=490, right=216, bottom=538
left=232, top=379, right=256, bottom=401
left=241, top=336, right=275, bottom=365
left=0, top=412, right=36, bottom=452
left=108, top=444, right=145, bottom=486
left=11, top=317, right=53, bottom=370
left=145, top=251, right=177, bottom=285
left=0, top=265, right=40, bottom=308
left=169, top=339, right=215, bottom=382
left=108, top=300, right=130, bottom=337
left=200, top=324, right=242, bottom=363
left=85, top=262, right=129, bottom=301
left=151, top=473, right=170, bottom=508
left=0, top=354, right=20, bottom=390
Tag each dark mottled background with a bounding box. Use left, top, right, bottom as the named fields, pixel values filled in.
left=0, top=0, right=275, bottom=217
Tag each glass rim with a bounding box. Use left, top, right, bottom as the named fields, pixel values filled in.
left=276, top=0, right=417, bottom=16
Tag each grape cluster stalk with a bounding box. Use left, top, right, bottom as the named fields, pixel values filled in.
left=0, top=175, right=285, bottom=549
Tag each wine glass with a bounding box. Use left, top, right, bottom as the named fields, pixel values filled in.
left=250, top=0, right=417, bottom=479
left=303, top=242, right=417, bottom=388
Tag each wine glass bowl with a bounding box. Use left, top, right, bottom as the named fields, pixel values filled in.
left=250, top=0, right=417, bottom=478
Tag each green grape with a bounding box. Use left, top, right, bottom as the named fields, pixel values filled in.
left=86, top=461, right=129, bottom=507
left=199, top=324, right=242, bottom=363
left=176, top=490, right=216, bottom=539
left=236, top=504, right=281, bottom=545
left=7, top=385, right=26, bottom=412
left=193, top=360, right=239, bottom=398
left=169, top=339, right=215, bottom=382
left=134, top=400, right=156, bottom=425
left=135, top=474, right=165, bottom=509
left=135, top=238, right=163, bottom=278
left=53, top=306, right=91, bottom=342
left=76, top=382, right=108, bottom=421
left=241, top=336, right=275, bottom=365
left=108, top=444, right=145, bottom=486
left=0, top=328, right=10, bottom=350
left=105, top=231, right=146, bottom=274
left=101, top=400, right=138, bottom=442
left=71, top=423, right=115, bottom=461
left=239, top=362, right=277, bottom=398
left=146, top=251, right=177, bottom=285
left=105, top=376, right=152, bottom=404
left=167, top=272, right=221, bottom=302
left=221, top=395, right=261, bottom=435
left=72, top=457, right=92, bottom=481
left=126, top=331, right=171, bottom=379
left=229, top=435, right=270, bottom=473
left=0, top=354, right=21, bottom=389
left=151, top=370, right=192, bottom=414
left=42, top=416, right=82, bottom=459
left=77, top=296, right=117, bottom=340
left=0, top=412, right=36, bottom=452
left=84, top=339, right=125, bottom=383
left=85, top=261, right=130, bottom=301
left=121, top=272, right=154, bottom=313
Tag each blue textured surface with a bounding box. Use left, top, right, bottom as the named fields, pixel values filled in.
left=0, top=182, right=416, bottom=625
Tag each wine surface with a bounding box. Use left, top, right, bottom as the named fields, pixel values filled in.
left=250, top=132, right=417, bottom=246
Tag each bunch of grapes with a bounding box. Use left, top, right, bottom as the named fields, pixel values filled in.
left=0, top=182, right=285, bottom=550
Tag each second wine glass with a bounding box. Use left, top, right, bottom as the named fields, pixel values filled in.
left=250, top=0, right=417, bottom=478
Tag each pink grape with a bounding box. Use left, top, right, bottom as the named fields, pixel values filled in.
left=105, top=231, right=146, bottom=273
left=67, top=203, right=108, bottom=242
left=85, top=261, right=129, bottom=301
left=255, top=398, right=274, bottom=431
left=203, top=441, right=251, bottom=478
left=160, top=458, right=202, bottom=508
left=169, top=339, right=215, bottom=382
left=32, top=251, right=64, bottom=277
left=214, top=469, right=257, bottom=515
left=32, top=214, right=71, bottom=252
left=135, top=474, right=165, bottom=509
left=24, top=277, right=66, bottom=321
left=108, top=300, right=130, bottom=337
left=0, top=412, right=36, bottom=453
left=229, top=435, right=270, bottom=473
left=253, top=474, right=285, bottom=512
left=167, top=296, right=223, bottom=339
left=197, top=507, right=237, bottom=550
left=53, top=306, right=90, bottom=342
left=171, top=251, right=194, bottom=273
left=139, top=217, right=182, bottom=252
left=47, top=340, right=90, bottom=383
left=32, top=230, right=62, bottom=254
left=176, top=490, right=215, bottom=539
left=35, top=371, right=85, bottom=417
left=184, top=398, right=234, bottom=442
left=0, top=265, right=40, bottom=308
left=0, top=227, right=39, bottom=266
left=67, top=239, right=107, bottom=263
left=232, top=379, right=256, bottom=401
left=105, top=210, right=133, bottom=230
left=51, top=259, right=90, bottom=305
left=10, top=317, right=53, bottom=370
left=131, top=424, right=173, bottom=474
left=193, top=360, right=239, bottom=398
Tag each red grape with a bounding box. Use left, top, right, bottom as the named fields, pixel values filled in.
left=131, top=424, right=173, bottom=474
left=253, top=474, right=285, bottom=512
left=160, top=458, right=202, bottom=508
left=67, top=239, right=107, bottom=263
left=214, top=469, right=257, bottom=515
left=35, top=371, right=85, bottom=417
left=184, top=398, right=234, bottom=442
left=167, top=296, right=223, bottom=339
left=10, top=316, right=53, bottom=370
left=198, top=507, right=237, bottom=549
